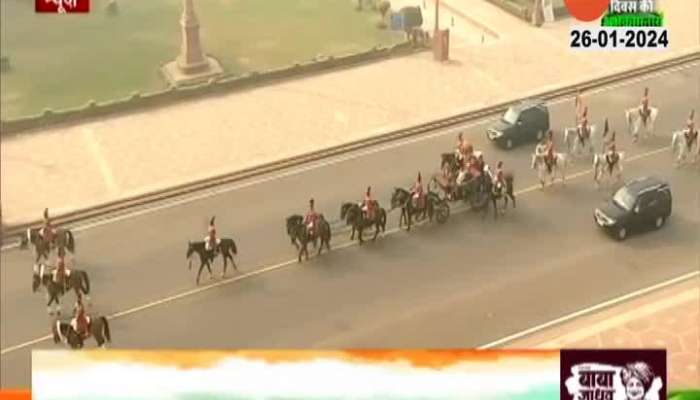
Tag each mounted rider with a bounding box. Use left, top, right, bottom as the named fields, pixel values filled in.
left=455, top=133, right=473, bottom=168
left=204, top=217, right=219, bottom=254
left=54, top=247, right=70, bottom=291
left=605, top=143, right=620, bottom=174
left=362, top=186, right=375, bottom=220
left=71, top=294, right=90, bottom=340
left=411, top=173, right=426, bottom=209
left=40, top=208, right=57, bottom=245
left=640, top=87, right=651, bottom=125
left=685, top=109, right=697, bottom=148
left=304, top=198, right=320, bottom=237
left=544, top=130, right=556, bottom=173
left=578, top=106, right=590, bottom=144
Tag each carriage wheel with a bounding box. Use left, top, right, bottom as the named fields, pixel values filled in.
left=436, top=203, right=450, bottom=224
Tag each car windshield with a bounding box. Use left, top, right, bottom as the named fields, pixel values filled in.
left=503, top=107, right=520, bottom=125
left=612, top=187, right=636, bottom=211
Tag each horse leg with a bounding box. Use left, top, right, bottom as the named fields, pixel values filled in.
left=493, top=197, right=498, bottom=220
left=222, top=254, right=227, bottom=278
left=358, top=226, right=364, bottom=244
left=196, top=262, right=205, bottom=285
left=373, top=223, right=380, bottom=241
left=298, top=243, right=304, bottom=263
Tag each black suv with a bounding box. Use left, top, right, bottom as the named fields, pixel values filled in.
left=486, top=99, right=550, bottom=149
left=594, top=176, right=672, bottom=240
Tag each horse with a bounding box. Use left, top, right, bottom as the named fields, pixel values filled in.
left=390, top=188, right=449, bottom=231
left=186, top=239, right=238, bottom=285
left=286, top=214, right=331, bottom=262
left=671, top=129, right=699, bottom=167
left=340, top=202, right=387, bottom=244
left=625, top=106, right=658, bottom=141
left=20, top=227, right=75, bottom=263
left=32, top=264, right=91, bottom=315
left=564, top=124, right=598, bottom=157
left=486, top=173, right=516, bottom=219
left=593, top=152, right=625, bottom=188
left=531, top=151, right=569, bottom=189
left=52, top=316, right=111, bottom=349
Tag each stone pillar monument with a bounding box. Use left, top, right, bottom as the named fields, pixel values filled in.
left=162, top=0, right=223, bottom=86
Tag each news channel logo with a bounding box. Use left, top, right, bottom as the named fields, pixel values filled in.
left=564, top=0, right=663, bottom=26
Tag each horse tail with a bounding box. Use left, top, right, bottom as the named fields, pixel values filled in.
left=81, top=271, right=90, bottom=295
left=101, top=317, right=111, bottom=343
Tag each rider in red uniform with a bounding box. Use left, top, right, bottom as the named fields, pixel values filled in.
left=494, top=161, right=505, bottom=186
left=73, top=294, right=89, bottom=339
left=686, top=109, right=697, bottom=147
left=578, top=106, right=590, bottom=144
left=206, top=217, right=217, bottom=253
left=41, top=208, right=56, bottom=245
left=545, top=130, right=555, bottom=174
left=55, top=247, right=68, bottom=291
left=412, top=173, right=425, bottom=209
left=304, top=199, right=320, bottom=236
left=363, top=187, right=375, bottom=220
left=640, top=87, right=650, bottom=125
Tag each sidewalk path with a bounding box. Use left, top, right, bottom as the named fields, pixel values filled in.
left=1, top=0, right=698, bottom=225
left=506, top=277, right=700, bottom=390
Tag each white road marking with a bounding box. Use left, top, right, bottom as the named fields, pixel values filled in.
left=0, top=145, right=682, bottom=355
left=532, top=288, right=698, bottom=348
left=476, top=270, right=700, bottom=349
left=1, top=61, right=697, bottom=251
left=81, top=128, right=119, bottom=196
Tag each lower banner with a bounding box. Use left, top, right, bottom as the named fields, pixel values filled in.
left=22, top=349, right=696, bottom=400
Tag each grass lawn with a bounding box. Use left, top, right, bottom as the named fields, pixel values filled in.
left=0, top=0, right=404, bottom=119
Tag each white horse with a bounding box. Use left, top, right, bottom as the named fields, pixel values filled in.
left=593, top=152, right=625, bottom=188
left=625, top=106, right=658, bottom=141
left=671, top=129, right=699, bottom=166
left=531, top=151, right=569, bottom=188
left=564, top=124, right=599, bottom=157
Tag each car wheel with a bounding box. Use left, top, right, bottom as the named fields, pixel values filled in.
left=505, top=139, right=513, bottom=149
left=654, top=216, right=665, bottom=229
left=616, top=227, right=627, bottom=240
left=536, top=130, right=543, bottom=141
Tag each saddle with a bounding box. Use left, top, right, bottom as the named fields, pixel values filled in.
left=71, top=316, right=92, bottom=339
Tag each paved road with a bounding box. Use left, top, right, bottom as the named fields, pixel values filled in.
left=2, top=65, right=698, bottom=387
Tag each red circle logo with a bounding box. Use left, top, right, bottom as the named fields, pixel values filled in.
left=564, top=0, right=611, bottom=22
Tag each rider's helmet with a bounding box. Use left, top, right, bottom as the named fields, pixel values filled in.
left=366, top=186, right=371, bottom=197
left=417, top=172, right=422, bottom=183
left=497, top=161, right=503, bottom=169
left=582, top=106, right=588, bottom=118
left=604, top=118, right=609, bottom=133
left=43, top=208, right=50, bottom=224
left=644, top=87, right=649, bottom=96
left=309, top=198, right=315, bottom=209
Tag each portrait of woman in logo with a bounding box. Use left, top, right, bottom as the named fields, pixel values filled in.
left=621, top=362, right=663, bottom=400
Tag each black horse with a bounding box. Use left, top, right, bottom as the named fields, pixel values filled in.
left=340, top=202, right=387, bottom=244
left=52, top=316, right=111, bottom=349
left=33, top=265, right=91, bottom=315
left=479, top=173, right=516, bottom=220
left=186, top=239, right=238, bottom=285
left=20, top=227, right=75, bottom=263
left=286, top=215, right=332, bottom=262
left=390, top=188, right=449, bottom=231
